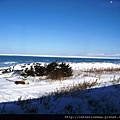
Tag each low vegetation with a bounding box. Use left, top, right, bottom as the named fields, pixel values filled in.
left=24, top=61, right=73, bottom=80
left=83, top=67, right=120, bottom=74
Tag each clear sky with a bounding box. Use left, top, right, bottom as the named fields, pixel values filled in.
left=0, top=0, right=120, bottom=57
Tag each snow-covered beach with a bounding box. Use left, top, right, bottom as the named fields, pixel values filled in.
left=0, top=60, right=120, bottom=114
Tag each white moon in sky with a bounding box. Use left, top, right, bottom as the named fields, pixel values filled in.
left=110, top=1, right=112, bottom=4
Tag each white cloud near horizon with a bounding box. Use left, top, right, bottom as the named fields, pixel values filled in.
left=87, top=53, right=120, bottom=57
left=87, top=53, right=105, bottom=56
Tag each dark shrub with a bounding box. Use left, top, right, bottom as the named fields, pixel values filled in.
left=46, top=61, right=73, bottom=80
left=23, top=61, right=73, bottom=80
left=34, top=64, right=46, bottom=76
left=46, top=61, right=58, bottom=76
left=47, top=67, right=62, bottom=80
left=59, top=62, right=73, bottom=77
left=25, top=66, right=35, bottom=77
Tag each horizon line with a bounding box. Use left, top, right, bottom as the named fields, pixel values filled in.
left=0, top=53, right=120, bottom=59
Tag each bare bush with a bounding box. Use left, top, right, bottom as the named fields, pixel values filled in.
left=84, top=67, right=120, bottom=74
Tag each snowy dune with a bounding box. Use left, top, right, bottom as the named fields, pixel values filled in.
left=0, top=62, right=120, bottom=114
left=70, top=62, right=120, bottom=70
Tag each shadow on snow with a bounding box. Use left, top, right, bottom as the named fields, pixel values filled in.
left=0, top=84, right=120, bottom=114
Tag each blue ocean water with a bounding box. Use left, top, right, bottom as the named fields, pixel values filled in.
left=0, top=55, right=120, bottom=68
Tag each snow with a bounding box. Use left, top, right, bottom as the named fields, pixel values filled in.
left=0, top=62, right=120, bottom=114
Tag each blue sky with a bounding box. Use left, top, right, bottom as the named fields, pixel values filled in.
left=0, top=0, right=120, bottom=56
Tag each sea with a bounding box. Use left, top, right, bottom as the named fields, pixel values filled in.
left=0, top=55, right=120, bottom=68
